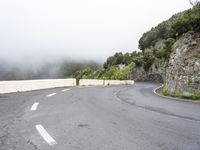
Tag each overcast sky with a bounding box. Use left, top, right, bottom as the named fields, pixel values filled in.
left=0, top=0, right=191, bottom=63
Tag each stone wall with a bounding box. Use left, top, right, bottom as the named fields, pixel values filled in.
left=164, top=32, right=200, bottom=93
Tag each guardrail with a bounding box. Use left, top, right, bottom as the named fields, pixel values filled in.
left=105, top=80, right=134, bottom=86
left=0, top=79, right=134, bottom=94
left=79, top=79, right=104, bottom=86
left=79, top=79, right=134, bottom=86
left=0, top=79, right=76, bottom=94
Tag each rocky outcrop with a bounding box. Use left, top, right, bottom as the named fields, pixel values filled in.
left=131, top=32, right=200, bottom=94
left=130, top=59, right=167, bottom=82
left=164, top=32, right=200, bottom=94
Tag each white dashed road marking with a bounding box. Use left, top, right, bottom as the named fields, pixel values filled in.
left=30, top=102, right=39, bottom=111
left=36, top=125, right=57, bottom=146
left=47, top=93, right=56, bottom=97
left=61, top=89, right=70, bottom=92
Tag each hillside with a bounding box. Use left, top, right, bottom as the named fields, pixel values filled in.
left=132, top=3, right=200, bottom=99
left=74, top=3, right=200, bottom=100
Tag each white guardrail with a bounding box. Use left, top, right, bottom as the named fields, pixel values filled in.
left=79, top=79, right=134, bottom=86
left=79, top=79, right=104, bottom=86
left=105, top=80, right=134, bottom=86
left=0, top=79, right=134, bottom=94
left=0, top=79, right=76, bottom=94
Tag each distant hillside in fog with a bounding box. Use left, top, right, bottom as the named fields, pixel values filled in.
left=0, top=60, right=101, bottom=81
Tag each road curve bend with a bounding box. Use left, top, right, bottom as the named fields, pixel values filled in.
left=0, top=82, right=200, bottom=150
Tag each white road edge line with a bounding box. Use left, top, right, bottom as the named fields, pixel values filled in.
left=153, top=84, right=200, bottom=103
left=30, top=102, right=39, bottom=111
left=36, top=125, right=57, bottom=146
left=153, top=84, right=164, bottom=95
left=61, top=89, right=70, bottom=92
left=47, top=93, right=56, bottom=97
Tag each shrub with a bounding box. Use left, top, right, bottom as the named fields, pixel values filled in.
left=189, top=40, right=197, bottom=48
left=155, top=48, right=166, bottom=59
left=143, top=51, right=155, bottom=71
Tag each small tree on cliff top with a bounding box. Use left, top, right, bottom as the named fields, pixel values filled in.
left=189, top=0, right=200, bottom=5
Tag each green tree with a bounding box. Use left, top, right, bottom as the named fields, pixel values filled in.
left=123, top=53, right=132, bottom=65
left=114, top=52, right=124, bottom=64
left=143, top=51, right=155, bottom=71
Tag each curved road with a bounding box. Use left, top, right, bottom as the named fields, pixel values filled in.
left=0, top=82, right=200, bottom=150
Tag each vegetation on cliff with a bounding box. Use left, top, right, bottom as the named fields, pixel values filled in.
left=73, top=52, right=136, bottom=80
left=139, top=3, right=200, bottom=52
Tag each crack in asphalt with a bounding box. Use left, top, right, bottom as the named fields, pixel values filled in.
left=27, top=140, right=40, bottom=150
left=0, top=121, right=12, bottom=149
left=0, top=134, right=8, bottom=147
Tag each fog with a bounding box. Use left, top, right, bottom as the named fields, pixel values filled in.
left=0, top=59, right=101, bottom=80
left=0, top=0, right=191, bottom=80
left=0, top=0, right=191, bottom=62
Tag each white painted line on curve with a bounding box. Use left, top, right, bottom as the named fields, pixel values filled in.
left=153, top=84, right=164, bottom=95
left=30, top=102, right=39, bottom=111
left=61, top=89, right=70, bottom=92
left=47, top=93, right=56, bottom=97
left=36, top=125, right=57, bottom=146
left=153, top=84, right=200, bottom=103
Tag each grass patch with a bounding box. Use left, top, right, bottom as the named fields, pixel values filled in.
left=161, top=88, right=200, bottom=100
left=192, top=55, right=200, bottom=61
left=189, top=40, right=197, bottom=48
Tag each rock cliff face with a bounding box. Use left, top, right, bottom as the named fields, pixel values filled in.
left=130, top=59, right=167, bottom=82
left=131, top=32, right=200, bottom=94
left=164, top=32, right=200, bottom=94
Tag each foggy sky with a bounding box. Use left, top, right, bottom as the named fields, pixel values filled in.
left=0, top=0, right=191, bottom=63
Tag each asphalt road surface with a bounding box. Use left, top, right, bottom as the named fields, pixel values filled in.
left=0, top=82, right=200, bottom=150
